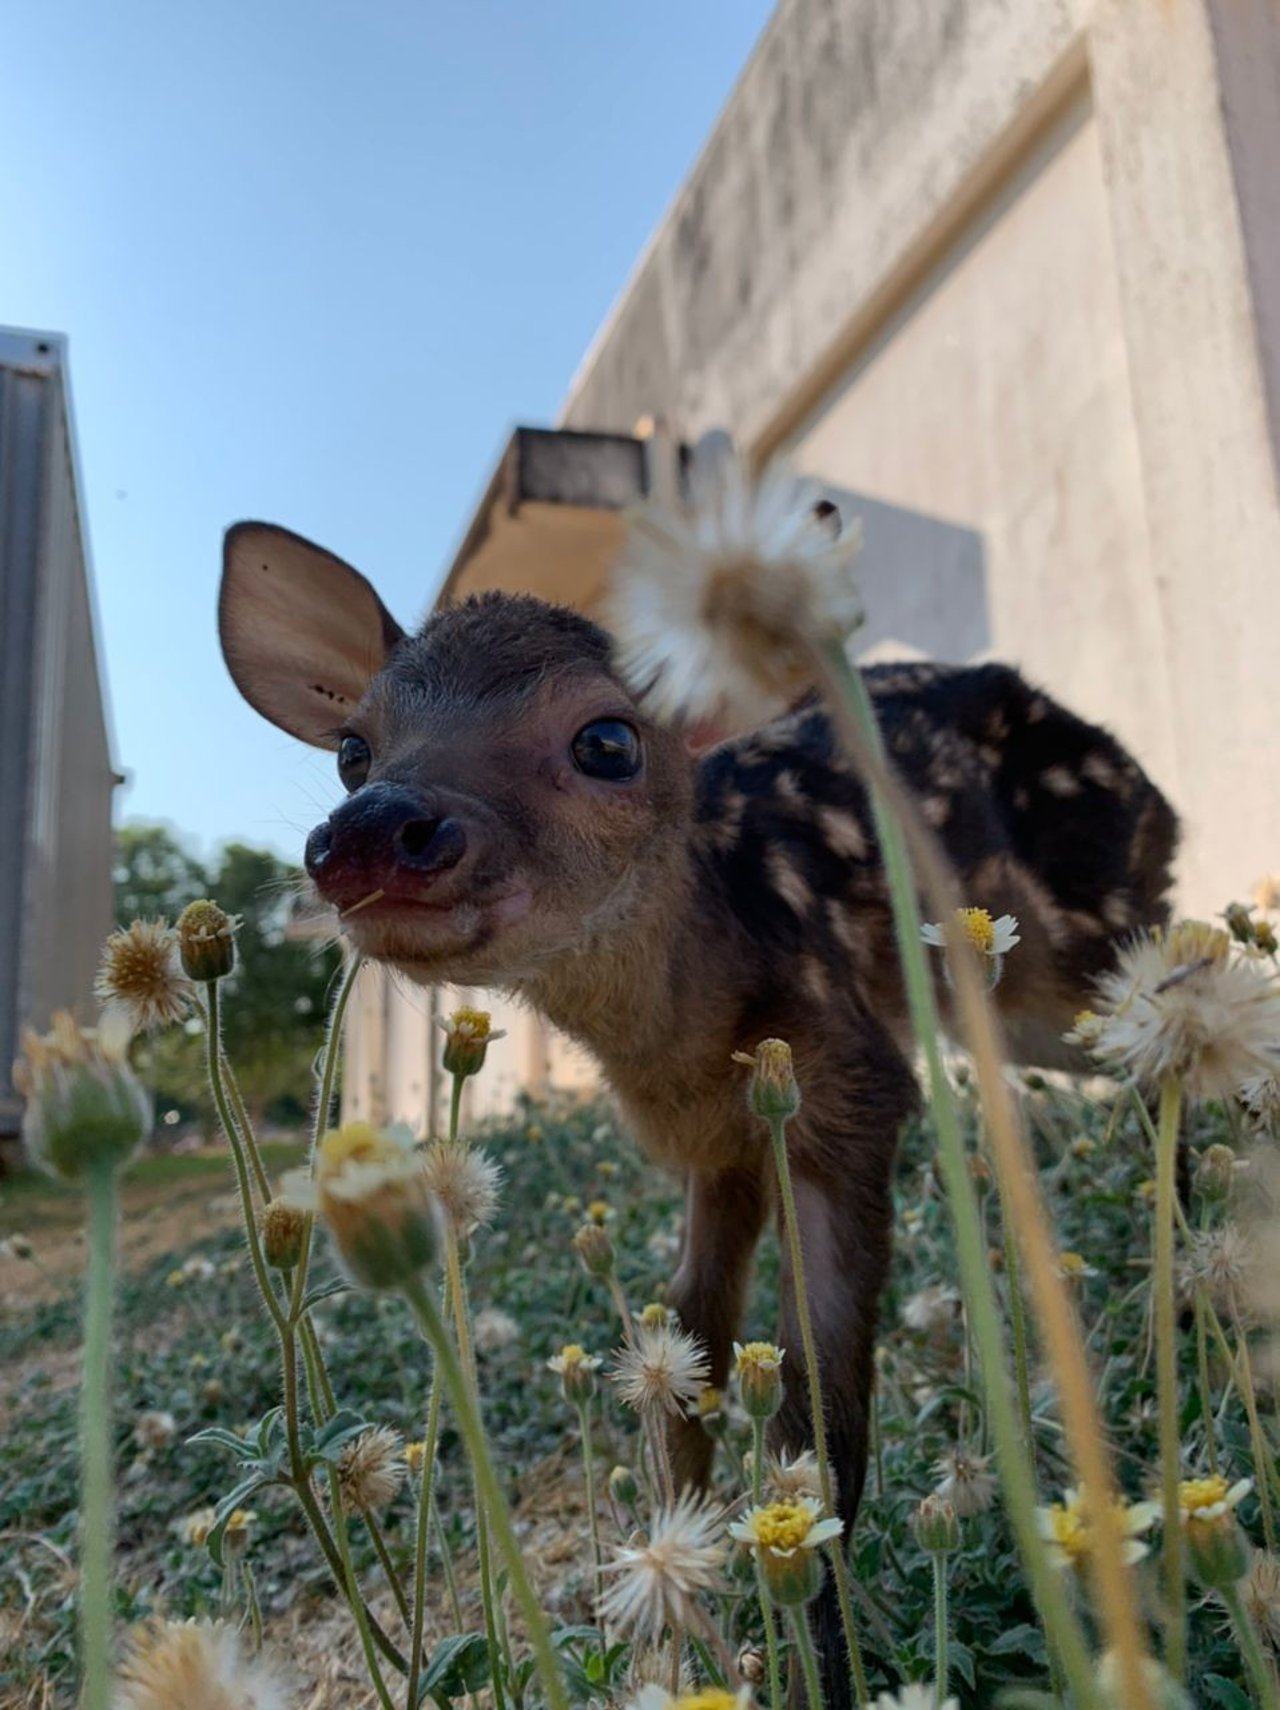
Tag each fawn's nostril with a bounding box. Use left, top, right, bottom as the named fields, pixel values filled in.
left=395, top=814, right=467, bottom=875
left=398, top=818, right=441, bottom=859
left=303, top=822, right=332, bottom=875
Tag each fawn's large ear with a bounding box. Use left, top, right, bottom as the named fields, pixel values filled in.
left=219, top=523, right=406, bottom=748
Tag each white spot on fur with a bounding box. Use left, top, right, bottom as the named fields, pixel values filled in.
left=1042, top=765, right=1082, bottom=797
left=818, top=807, right=867, bottom=859
left=767, top=848, right=811, bottom=914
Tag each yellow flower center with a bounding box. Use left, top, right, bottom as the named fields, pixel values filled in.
left=1046, top=1501, right=1089, bottom=1562
left=673, top=1693, right=742, bottom=1710
left=587, top=1200, right=610, bottom=1224
left=1059, top=1252, right=1089, bottom=1277
left=697, top=1387, right=722, bottom=1417
left=639, top=1303, right=670, bottom=1328
left=956, top=907, right=996, bottom=955
left=737, top=1341, right=782, bottom=1371
left=558, top=1343, right=586, bottom=1367
left=1180, top=1475, right=1231, bottom=1516
left=404, top=1441, right=427, bottom=1471
left=448, top=1006, right=492, bottom=1039
left=752, top=1500, right=814, bottom=1553
left=316, top=1122, right=394, bottom=1176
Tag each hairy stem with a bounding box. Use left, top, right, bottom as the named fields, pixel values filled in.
left=80, top=1161, right=118, bottom=1710
left=768, top=1112, right=870, bottom=1707
left=1155, top=1080, right=1185, bottom=1680
left=789, top=1603, right=826, bottom=1710
left=1219, top=1582, right=1280, bottom=1710
left=933, top=1554, right=950, bottom=1704
left=403, top=1277, right=569, bottom=1710
left=750, top=1417, right=785, bottom=1710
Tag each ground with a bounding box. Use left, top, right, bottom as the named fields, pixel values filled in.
left=0, top=1085, right=1266, bottom=1708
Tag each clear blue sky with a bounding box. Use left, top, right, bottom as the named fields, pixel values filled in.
left=1, top=0, right=773, bottom=862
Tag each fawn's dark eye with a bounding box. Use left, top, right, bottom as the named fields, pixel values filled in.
left=571, top=720, right=642, bottom=782
left=337, top=734, right=372, bottom=790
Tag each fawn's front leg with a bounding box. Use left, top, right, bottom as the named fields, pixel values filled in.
left=666, top=1161, right=770, bottom=1492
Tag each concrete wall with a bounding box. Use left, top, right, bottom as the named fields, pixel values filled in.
left=0, top=331, right=117, bottom=1142
left=561, top=0, right=1280, bottom=910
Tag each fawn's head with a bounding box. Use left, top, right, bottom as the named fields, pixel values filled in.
left=219, top=524, right=696, bottom=986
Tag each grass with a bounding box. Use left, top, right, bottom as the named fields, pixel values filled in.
left=0, top=1082, right=1270, bottom=1706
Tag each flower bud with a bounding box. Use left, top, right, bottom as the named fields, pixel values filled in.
left=437, top=1007, right=505, bottom=1080
left=734, top=1340, right=784, bottom=1420
left=1255, top=919, right=1278, bottom=956
left=259, top=1198, right=307, bottom=1269
left=732, top=1039, right=800, bottom=1122
left=176, top=899, right=239, bottom=982
left=1187, top=1513, right=1251, bottom=1590
left=609, top=1464, right=639, bottom=1507
left=696, top=1386, right=726, bottom=1437
left=1194, top=1143, right=1237, bottom=1204
left=547, top=1343, right=600, bottom=1407
left=572, top=1221, right=614, bottom=1278
left=737, top=1646, right=767, bottom=1685
left=1224, top=902, right=1256, bottom=945
left=15, top=1011, right=151, bottom=1180
left=280, top=1123, right=440, bottom=1291
left=913, top=1494, right=960, bottom=1555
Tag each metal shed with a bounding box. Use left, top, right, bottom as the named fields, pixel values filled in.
left=0, top=328, right=118, bottom=1151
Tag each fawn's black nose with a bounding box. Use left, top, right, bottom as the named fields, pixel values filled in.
left=305, top=781, right=468, bottom=901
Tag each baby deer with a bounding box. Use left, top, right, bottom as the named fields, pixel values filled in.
left=219, top=520, right=1177, bottom=1696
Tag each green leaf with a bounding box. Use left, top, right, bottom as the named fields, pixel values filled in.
left=304, top=1408, right=371, bottom=1468
left=186, top=1426, right=259, bottom=1461
left=418, top=1633, right=492, bottom=1706
left=301, top=1276, right=349, bottom=1312
left=988, top=1624, right=1048, bottom=1663
left=1202, top=1676, right=1253, bottom=1710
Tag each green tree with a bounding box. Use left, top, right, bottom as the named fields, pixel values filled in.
left=111, top=823, right=340, bottom=1131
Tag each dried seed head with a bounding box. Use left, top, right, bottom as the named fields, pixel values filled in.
left=1240, top=1548, right=1280, bottom=1651
left=335, top=1425, right=405, bottom=1513
left=114, top=1618, right=285, bottom=1710
left=175, top=901, right=239, bottom=983
left=1091, top=921, right=1280, bottom=1100
left=932, top=1447, right=997, bottom=1518
left=96, top=919, right=194, bottom=1034
left=134, top=1410, right=177, bottom=1452
left=597, top=1493, right=725, bottom=1640
left=420, top=1139, right=502, bottom=1235
left=611, top=1321, right=711, bottom=1418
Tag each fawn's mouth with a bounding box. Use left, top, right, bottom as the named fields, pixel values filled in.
left=337, top=887, right=532, bottom=959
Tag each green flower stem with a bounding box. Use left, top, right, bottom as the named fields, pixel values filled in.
left=767, top=1112, right=870, bottom=1707
left=1233, top=1310, right=1279, bottom=1554
left=750, top=1417, right=785, bottom=1710
left=933, top=1554, right=950, bottom=1703
left=217, top=1048, right=271, bottom=1204
left=299, top=1315, right=338, bottom=1420
left=80, top=1160, right=118, bottom=1710
left=326, top=1467, right=399, bottom=1710
left=403, top=1275, right=569, bottom=1710
left=449, top=1074, right=465, bottom=1145
left=434, top=1503, right=465, bottom=1630
left=365, top=1511, right=411, bottom=1631
left=287, top=954, right=363, bottom=1326
left=409, top=1272, right=451, bottom=1710
left=204, top=983, right=287, bottom=1333
left=577, top=1401, right=603, bottom=1607
left=788, top=1603, right=826, bottom=1710
left=1193, top=1292, right=1220, bottom=1477
left=1155, top=1080, right=1186, bottom=1680
left=1219, top=1582, right=1280, bottom=1710
left=814, top=640, right=1108, bottom=1710
left=444, top=1231, right=509, bottom=1710
left=998, top=1166, right=1036, bottom=1456
left=608, top=1275, right=636, bottom=1344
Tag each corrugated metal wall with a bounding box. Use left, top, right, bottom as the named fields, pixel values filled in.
left=0, top=330, right=116, bottom=1143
